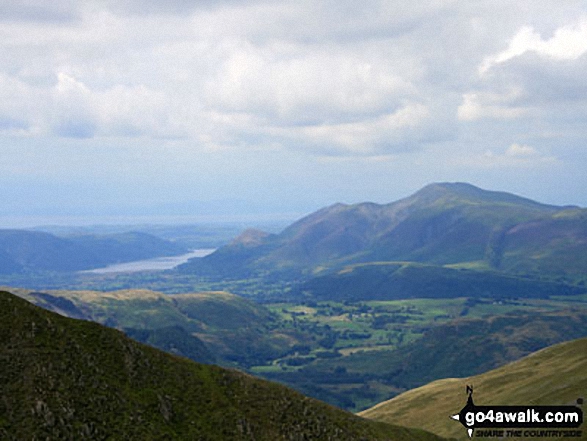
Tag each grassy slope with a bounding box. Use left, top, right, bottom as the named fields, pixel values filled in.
left=10, top=288, right=303, bottom=367
left=360, top=338, right=587, bottom=440
left=0, top=290, right=447, bottom=441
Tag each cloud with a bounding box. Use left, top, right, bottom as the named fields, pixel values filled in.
left=457, top=92, right=529, bottom=121
left=1, top=1, right=587, bottom=163
left=458, top=13, right=587, bottom=152
left=480, top=18, right=587, bottom=74
left=0, top=1, right=80, bottom=23
left=271, top=103, right=434, bottom=155
left=505, top=143, right=538, bottom=157
left=457, top=143, right=558, bottom=169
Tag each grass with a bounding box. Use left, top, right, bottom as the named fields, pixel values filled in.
left=360, top=337, right=587, bottom=441
left=10, top=286, right=587, bottom=413
left=1, top=290, right=448, bottom=441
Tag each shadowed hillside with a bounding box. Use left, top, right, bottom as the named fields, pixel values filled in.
left=0, top=290, right=446, bottom=440
left=0, top=230, right=187, bottom=273
left=178, top=182, right=587, bottom=284
left=296, top=261, right=585, bottom=302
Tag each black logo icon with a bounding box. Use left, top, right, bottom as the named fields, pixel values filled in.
left=450, top=385, right=583, bottom=438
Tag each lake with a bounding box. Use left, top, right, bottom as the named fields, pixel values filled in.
left=83, top=249, right=216, bottom=274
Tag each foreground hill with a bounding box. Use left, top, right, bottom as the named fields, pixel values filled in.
left=12, top=288, right=299, bottom=367
left=360, top=337, right=587, bottom=440
left=0, top=291, right=445, bottom=440
left=0, top=230, right=187, bottom=273
left=179, top=182, right=587, bottom=283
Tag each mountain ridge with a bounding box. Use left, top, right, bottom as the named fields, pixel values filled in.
left=179, top=182, right=587, bottom=282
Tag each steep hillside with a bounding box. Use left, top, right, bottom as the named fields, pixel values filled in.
left=499, top=209, right=587, bottom=277
left=360, top=337, right=587, bottom=440
left=0, top=290, right=446, bottom=441
left=178, top=182, right=587, bottom=282
left=14, top=288, right=302, bottom=367
left=0, top=230, right=187, bottom=273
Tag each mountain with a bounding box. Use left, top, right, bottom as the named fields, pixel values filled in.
left=0, top=290, right=445, bottom=440
left=178, top=182, right=587, bottom=282
left=360, top=337, right=587, bottom=440
left=0, top=230, right=187, bottom=273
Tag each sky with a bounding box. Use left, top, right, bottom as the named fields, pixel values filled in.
left=1, top=1, right=587, bottom=227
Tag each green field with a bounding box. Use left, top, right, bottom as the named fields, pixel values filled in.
left=9, top=286, right=587, bottom=412
left=2, top=290, right=445, bottom=441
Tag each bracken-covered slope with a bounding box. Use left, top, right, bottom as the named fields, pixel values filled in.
left=0, top=290, right=445, bottom=441
left=179, top=182, right=587, bottom=281
left=360, top=337, right=587, bottom=441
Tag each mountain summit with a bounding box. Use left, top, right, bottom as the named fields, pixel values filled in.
left=179, top=183, right=586, bottom=280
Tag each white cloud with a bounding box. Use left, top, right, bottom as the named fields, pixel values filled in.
left=505, top=143, right=537, bottom=157
left=457, top=92, right=529, bottom=121
left=1, top=1, right=587, bottom=159
left=480, top=17, right=587, bottom=74
left=458, top=12, right=587, bottom=149
left=279, top=103, right=431, bottom=154
left=456, top=143, right=558, bottom=169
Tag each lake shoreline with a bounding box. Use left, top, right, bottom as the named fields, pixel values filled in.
left=81, top=249, right=216, bottom=274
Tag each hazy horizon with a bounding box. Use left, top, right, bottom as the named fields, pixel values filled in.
left=2, top=180, right=584, bottom=230
left=2, top=2, right=586, bottom=225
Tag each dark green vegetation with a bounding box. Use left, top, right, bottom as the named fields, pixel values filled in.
left=14, top=288, right=299, bottom=368
left=0, top=291, right=447, bottom=441
left=12, top=287, right=587, bottom=413
left=0, top=230, right=186, bottom=273
left=360, top=337, right=587, bottom=440
left=2, top=182, right=586, bottom=424
left=296, top=262, right=584, bottom=302
left=179, top=182, right=587, bottom=291
left=258, top=304, right=587, bottom=411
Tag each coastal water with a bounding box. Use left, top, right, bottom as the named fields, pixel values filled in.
left=83, top=249, right=215, bottom=274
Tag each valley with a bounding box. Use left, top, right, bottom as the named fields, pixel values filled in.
left=2, top=182, right=586, bottom=438
left=2, top=290, right=445, bottom=440
left=6, top=1, right=587, bottom=438
left=9, top=285, right=587, bottom=412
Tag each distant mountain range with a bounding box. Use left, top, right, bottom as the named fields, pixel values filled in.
left=179, top=182, right=587, bottom=298
left=0, top=290, right=445, bottom=440
left=0, top=230, right=187, bottom=273
left=360, top=337, right=587, bottom=440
